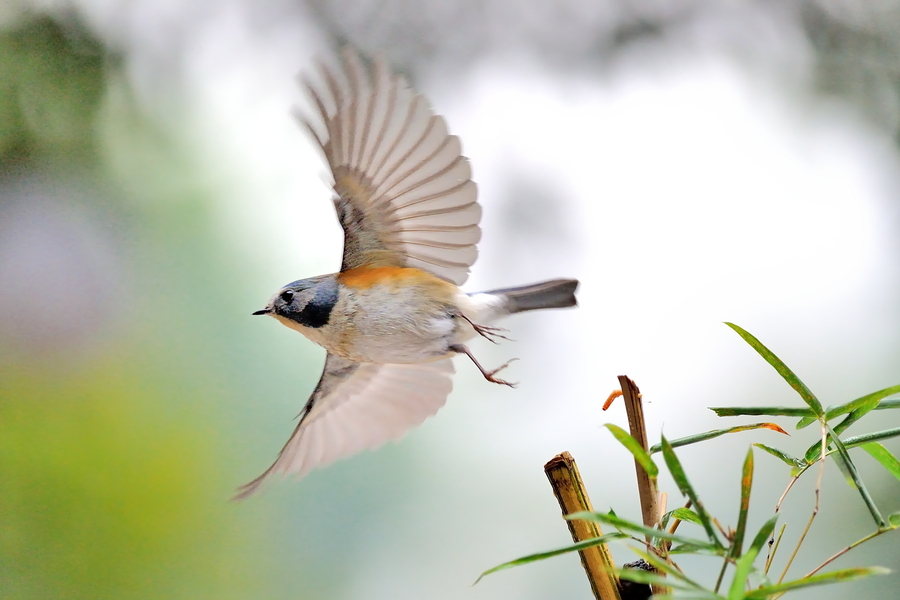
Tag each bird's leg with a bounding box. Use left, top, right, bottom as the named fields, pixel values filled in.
left=455, top=313, right=512, bottom=344
left=450, top=344, right=518, bottom=388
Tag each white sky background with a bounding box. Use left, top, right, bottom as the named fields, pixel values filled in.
left=34, top=0, right=900, bottom=598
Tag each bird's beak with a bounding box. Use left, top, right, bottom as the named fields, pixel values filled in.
left=252, top=308, right=270, bottom=316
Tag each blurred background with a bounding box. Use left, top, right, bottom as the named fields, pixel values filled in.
left=1, top=1, right=898, bottom=599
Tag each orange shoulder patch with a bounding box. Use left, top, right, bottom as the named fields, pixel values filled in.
left=338, top=266, right=425, bottom=290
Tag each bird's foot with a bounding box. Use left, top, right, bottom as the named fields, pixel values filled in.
left=451, top=344, right=519, bottom=388
left=456, top=314, right=512, bottom=344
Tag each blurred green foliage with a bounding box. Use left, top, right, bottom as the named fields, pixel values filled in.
left=0, top=14, right=277, bottom=599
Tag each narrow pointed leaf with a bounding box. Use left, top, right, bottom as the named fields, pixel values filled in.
left=648, top=423, right=788, bottom=454
left=745, top=567, right=890, bottom=598
left=794, top=384, right=900, bottom=430
left=668, top=543, right=724, bottom=555
left=796, top=415, right=817, bottom=429
left=877, top=399, right=900, bottom=410
left=843, top=426, right=900, bottom=449
left=630, top=548, right=706, bottom=590
left=754, top=443, right=806, bottom=468
left=730, top=448, right=754, bottom=560
left=827, top=424, right=885, bottom=527
left=474, top=533, right=627, bottom=583
left=605, top=423, right=658, bottom=478
left=660, top=435, right=724, bottom=549
left=889, top=512, right=900, bottom=527
left=803, top=401, right=889, bottom=463
left=833, top=449, right=857, bottom=488
left=709, top=406, right=813, bottom=417
left=666, top=507, right=703, bottom=526
left=728, top=515, right=778, bottom=600
left=615, top=568, right=697, bottom=591
left=862, top=443, right=900, bottom=481
left=566, top=511, right=718, bottom=551
left=725, top=322, right=824, bottom=416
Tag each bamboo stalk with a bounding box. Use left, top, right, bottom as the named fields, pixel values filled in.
left=544, top=452, right=622, bottom=600
left=617, top=375, right=659, bottom=530
left=617, top=375, right=667, bottom=596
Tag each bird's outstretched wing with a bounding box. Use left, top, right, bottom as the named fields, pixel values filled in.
left=234, top=353, right=454, bottom=499
left=299, top=49, right=481, bottom=285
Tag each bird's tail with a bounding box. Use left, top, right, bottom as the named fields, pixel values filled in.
left=484, top=279, right=579, bottom=314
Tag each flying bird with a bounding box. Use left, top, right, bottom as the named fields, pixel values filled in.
left=238, top=50, right=578, bottom=498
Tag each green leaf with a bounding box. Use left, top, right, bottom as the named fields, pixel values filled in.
left=728, top=515, right=778, bottom=600
left=648, top=423, right=788, bottom=454
left=877, top=399, right=900, bottom=410
left=731, top=448, right=753, bottom=560
left=754, top=443, right=806, bottom=468
left=889, top=512, right=900, bottom=528
left=660, top=435, right=724, bottom=550
left=474, top=533, right=627, bottom=583
left=725, top=322, right=824, bottom=416
left=843, top=426, right=900, bottom=449
left=803, top=404, right=893, bottom=463
left=827, top=425, right=885, bottom=527
left=604, top=423, right=659, bottom=478
left=862, top=443, right=900, bottom=481
left=668, top=543, right=724, bottom=555
left=709, top=406, right=814, bottom=417
left=745, top=567, right=890, bottom=598
left=566, top=511, right=719, bottom=551
left=666, top=507, right=703, bottom=526
left=796, top=415, right=817, bottom=429
left=630, top=547, right=707, bottom=590
left=810, top=384, right=900, bottom=427
left=615, top=567, right=698, bottom=591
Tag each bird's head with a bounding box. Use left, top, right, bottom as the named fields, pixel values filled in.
left=253, top=275, right=339, bottom=330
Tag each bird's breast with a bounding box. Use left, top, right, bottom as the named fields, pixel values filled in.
left=297, top=266, right=466, bottom=363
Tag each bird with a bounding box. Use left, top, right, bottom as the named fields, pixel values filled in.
left=236, top=49, right=579, bottom=499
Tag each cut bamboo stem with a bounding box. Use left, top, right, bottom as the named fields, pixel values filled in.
left=617, top=375, right=659, bottom=531
left=617, top=375, right=667, bottom=596
left=544, top=452, right=622, bottom=600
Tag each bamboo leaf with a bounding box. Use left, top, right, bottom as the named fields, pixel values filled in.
left=811, top=385, right=900, bottom=426
left=615, top=567, right=697, bottom=591
left=803, top=405, right=894, bottom=463
left=862, top=443, right=900, bottom=481
left=843, top=427, right=900, bottom=449
left=709, top=406, right=813, bottom=417
left=725, top=322, right=824, bottom=416
left=630, top=548, right=707, bottom=590
left=605, top=423, right=659, bottom=478
left=730, top=447, right=753, bottom=560
left=474, top=533, right=627, bottom=583
left=827, top=425, right=885, bottom=528
left=754, top=443, right=806, bottom=468
left=889, top=512, right=900, bottom=528
left=745, top=567, right=890, bottom=598
left=648, top=423, right=788, bottom=454
left=566, top=511, right=719, bottom=551
left=661, top=435, right=724, bottom=549
left=728, top=515, right=778, bottom=600
left=667, top=507, right=703, bottom=526
left=796, top=415, right=817, bottom=429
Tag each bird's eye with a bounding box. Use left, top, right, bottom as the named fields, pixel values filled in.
left=280, top=290, right=294, bottom=303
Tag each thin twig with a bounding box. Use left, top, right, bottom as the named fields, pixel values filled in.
left=544, top=452, right=622, bottom=600
left=764, top=524, right=786, bottom=574
left=777, top=426, right=827, bottom=585
left=803, top=528, right=890, bottom=578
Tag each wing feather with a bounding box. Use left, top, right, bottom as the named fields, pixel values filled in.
left=301, top=50, right=481, bottom=285
left=234, top=354, right=454, bottom=499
